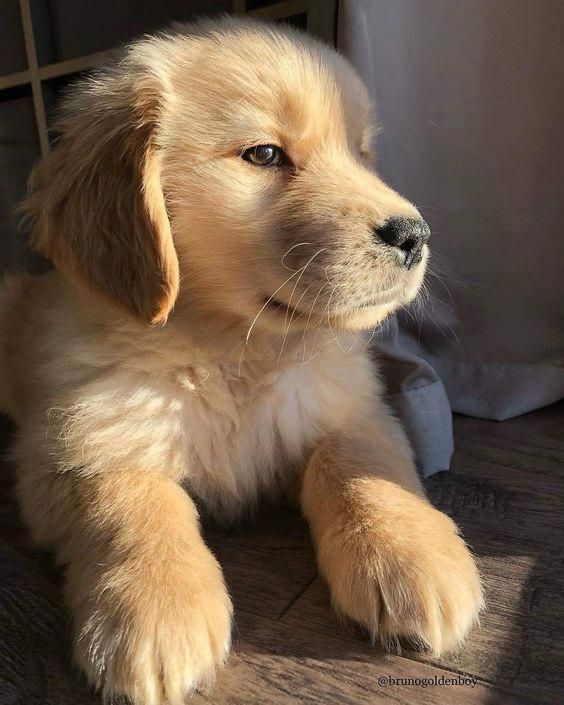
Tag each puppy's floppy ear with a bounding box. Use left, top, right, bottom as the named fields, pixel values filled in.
left=24, top=58, right=179, bottom=325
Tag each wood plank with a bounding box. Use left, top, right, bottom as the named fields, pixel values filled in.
left=247, top=0, right=308, bottom=22
left=194, top=580, right=528, bottom=705
left=0, top=69, right=31, bottom=91
left=203, top=505, right=317, bottom=621
left=18, top=0, right=49, bottom=156
left=38, top=50, right=119, bottom=82
left=306, top=0, right=338, bottom=44
left=231, top=0, right=247, bottom=14
left=411, top=405, right=564, bottom=704
left=0, top=401, right=562, bottom=704
left=197, top=404, right=564, bottom=705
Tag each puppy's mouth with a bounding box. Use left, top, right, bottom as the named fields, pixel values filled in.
left=264, top=297, right=303, bottom=316
left=264, top=291, right=400, bottom=318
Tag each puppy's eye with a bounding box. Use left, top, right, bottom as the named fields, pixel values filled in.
left=242, top=144, right=285, bottom=167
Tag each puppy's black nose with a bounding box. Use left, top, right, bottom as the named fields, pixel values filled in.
left=373, top=217, right=431, bottom=270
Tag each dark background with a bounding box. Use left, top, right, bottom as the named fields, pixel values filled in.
left=0, top=0, right=327, bottom=273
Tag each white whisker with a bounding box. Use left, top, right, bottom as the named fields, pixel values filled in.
left=281, top=242, right=312, bottom=271
left=238, top=267, right=306, bottom=376
left=323, top=267, right=357, bottom=354
left=301, top=283, right=327, bottom=364
left=274, top=249, right=326, bottom=384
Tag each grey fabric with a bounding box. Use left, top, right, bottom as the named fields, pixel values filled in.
left=340, top=0, right=564, bottom=470
left=373, top=319, right=454, bottom=477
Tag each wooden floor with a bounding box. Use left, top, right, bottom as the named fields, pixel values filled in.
left=194, top=403, right=564, bottom=705
left=0, top=404, right=561, bottom=704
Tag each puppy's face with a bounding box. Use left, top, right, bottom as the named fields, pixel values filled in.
left=161, top=26, right=428, bottom=332
left=26, top=20, right=429, bottom=333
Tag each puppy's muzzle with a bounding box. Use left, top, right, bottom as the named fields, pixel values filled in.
left=373, top=217, right=431, bottom=270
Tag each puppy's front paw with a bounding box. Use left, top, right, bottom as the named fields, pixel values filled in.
left=70, top=547, right=232, bottom=705
left=317, top=486, right=483, bottom=655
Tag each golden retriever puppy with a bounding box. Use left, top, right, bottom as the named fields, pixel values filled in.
left=0, top=17, right=483, bottom=705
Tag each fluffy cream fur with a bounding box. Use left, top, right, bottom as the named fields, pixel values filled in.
left=0, top=18, right=483, bottom=705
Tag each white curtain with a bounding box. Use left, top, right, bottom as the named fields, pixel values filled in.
left=339, top=0, right=564, bottom=472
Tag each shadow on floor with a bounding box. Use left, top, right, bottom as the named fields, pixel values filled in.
left=0, top=405, right=562, bottom=704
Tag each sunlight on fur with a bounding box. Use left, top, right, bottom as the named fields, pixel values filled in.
left=0, top=17, right=483, bottom=705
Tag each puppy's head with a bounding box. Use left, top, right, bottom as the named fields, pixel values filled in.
left=24, top=19, right=429, bottom=332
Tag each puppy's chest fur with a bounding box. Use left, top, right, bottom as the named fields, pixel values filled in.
left=59, top=340, right=362, bottom=520
left=173, top=359, right=325, bottom=517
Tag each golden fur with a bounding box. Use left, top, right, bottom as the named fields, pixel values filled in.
left=0, top=18, right=483, bottom=704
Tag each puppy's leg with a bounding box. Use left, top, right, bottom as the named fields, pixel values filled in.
left=17, top=467, right=232, bottom=705
left=301, top=407, right=483, bottom=655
